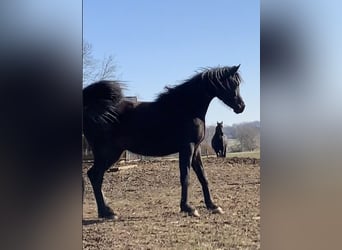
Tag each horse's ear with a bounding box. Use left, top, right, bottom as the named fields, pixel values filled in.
left=233, top=64, right=240, bottom=74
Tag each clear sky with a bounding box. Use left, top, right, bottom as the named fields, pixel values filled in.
left=83, top=0, right=260, bottom=126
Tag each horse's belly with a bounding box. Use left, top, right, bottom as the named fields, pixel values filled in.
left=118, top=135, right=179, bottom=157
left=128, top=144, right=178, bottom=157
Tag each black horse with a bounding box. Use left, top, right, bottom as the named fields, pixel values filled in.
left=211, top=121, right=228, bottom=157
left=83, top=65, right=245, bottom=219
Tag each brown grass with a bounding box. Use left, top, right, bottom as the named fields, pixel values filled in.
left=83, top=157, right=260, bottom=249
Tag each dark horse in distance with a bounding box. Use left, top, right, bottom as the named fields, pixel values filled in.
left=211, top=122, right=228, bottom=157
left=83, top=65, right=245, bottom=218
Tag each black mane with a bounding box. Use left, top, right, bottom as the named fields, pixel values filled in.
left=199, top=66, right=242, bottom=87
left=155, top=66, right=242, bottom=105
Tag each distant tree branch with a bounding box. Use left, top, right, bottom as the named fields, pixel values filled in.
left=83, top=41, right=117, bottom=86
left=93, top=55, right=116, bottom=81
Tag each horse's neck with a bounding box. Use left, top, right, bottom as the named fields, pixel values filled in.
left=214, top=129, right=224, bottom=137
left=193, top=96, right=213, bottom=119
left=158, top=83, right=213, bottom=120
left=184, top=84, right=213, bottom=119
left=215, top=132, right=223, bottom=138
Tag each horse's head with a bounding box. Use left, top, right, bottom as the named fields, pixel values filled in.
left=216, top=121, right=224, bottom=136
left=206, top=65, right=245, bottom=114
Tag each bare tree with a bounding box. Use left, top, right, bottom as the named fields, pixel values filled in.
left=83, top=41, right=95, bottom=85
left=235, top=123, right=259, bottom=152
left=83, top=41, right=117, bottom=86
left=93, top=54, right=116, bottom=81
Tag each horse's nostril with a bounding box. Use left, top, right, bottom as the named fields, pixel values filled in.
left=235, top=102, right=245, bottom=113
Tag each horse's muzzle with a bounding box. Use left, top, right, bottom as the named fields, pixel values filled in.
left=234, top=102, right=245, bottom=114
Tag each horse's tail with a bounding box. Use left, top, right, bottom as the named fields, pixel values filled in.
left=83, top=80, right=123, bottom=134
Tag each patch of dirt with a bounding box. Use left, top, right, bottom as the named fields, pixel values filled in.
left=83, top=157, right=260, bottom=249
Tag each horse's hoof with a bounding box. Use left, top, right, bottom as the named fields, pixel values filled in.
left=191, top=209, right=200, bottom=217
left=99, top=213, right=119, bottom=220
left=212, top=207, right=224, bottom=214
left=98, top=207, right=118, bottom=219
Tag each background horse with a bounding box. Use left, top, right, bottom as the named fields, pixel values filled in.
left=211, top=121, right=228, bottom=157
left=83, top=65, right=245, bottom=219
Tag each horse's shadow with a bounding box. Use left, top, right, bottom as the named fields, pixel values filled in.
left=82, top=218, right=107, bottom=226
left=82, top=215, right=151, bottom=226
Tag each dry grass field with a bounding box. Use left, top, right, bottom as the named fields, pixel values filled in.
left=83, top=157, right=260, bottom=249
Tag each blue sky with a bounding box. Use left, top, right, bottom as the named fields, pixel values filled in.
left=83, top=0, right=259, bottom=126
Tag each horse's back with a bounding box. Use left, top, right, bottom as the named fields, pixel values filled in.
left=109, top=101, right=205, bottom=156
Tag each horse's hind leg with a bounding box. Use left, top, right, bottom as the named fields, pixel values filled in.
left=192, top=146, right=224, bottom=214
left=87, top=149, right=122, bottom=219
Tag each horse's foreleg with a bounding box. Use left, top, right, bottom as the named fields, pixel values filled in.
left=192, top=147, right=224, bottom=214
left=179, top=144, right=199, bottom=217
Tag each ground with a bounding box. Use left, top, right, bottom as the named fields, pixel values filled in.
left=83, top=157, right=260, bottom=250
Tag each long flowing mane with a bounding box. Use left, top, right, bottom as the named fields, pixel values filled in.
left=155, top=66, right=242, bottom=105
